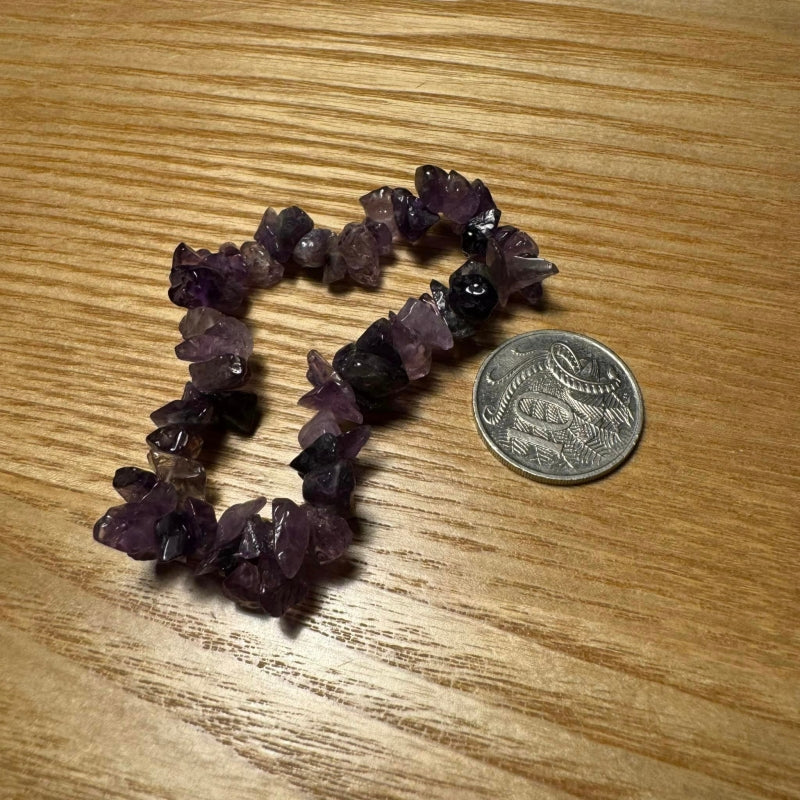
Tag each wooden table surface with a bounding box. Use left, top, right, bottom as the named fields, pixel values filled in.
left=1, top=1, right=798, bottom=798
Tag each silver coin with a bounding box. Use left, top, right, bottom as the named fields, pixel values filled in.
left=473, top=330, right=644, bottom=484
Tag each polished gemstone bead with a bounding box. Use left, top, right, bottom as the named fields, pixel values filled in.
left=302, top=461, right=355, bottom=509
left=395, top=295, right=454, bottom=351
left=150, top=397, right=215, bottom=428
left=147, top=451, right=207, bottom=499
left=414, top=164, right=449, bottom=213
left=237, top=515, right=273, bottom=561
left=112, top=466, right=157, bottom=503
left=338, top=222, right=380, bottom=287
left=179, top=306, right=225, bottom=339
left=448, top=266, right=499, bottom=322
left=461, top=208, right=502, bottom=257
left=356, top=318, right=403, bottom=367
left=93, top=482, right=178, bottom=560
left=429, top=280, right=477, bottom=339
left=337, top=424, right=371, bottom=460
left=240, top=240, right=284, bottom=288
left=306, top=505, right=353, bottom=565
left=222, top=561, right=263, bottom=610
left=272, top=498, right=310, bottom=579
left=298, top=409, right=341, bottom=449
left=293, top=228, right=334, bottom=268
left=364, top=219, right=393, bottom=256
left=290, top=432, right=340, bottom=476
left=391, top=188, right=439, bottom=242
left=212, top=391, right=259, bottom=435
left=359, top=186, right=400, bottom=239
left=155, top=510, right=196, bottom=563
left=298, top=377, right=364, bottom=424
left=306, top=349, right=334, bottom=387
left=146, top=424, right=203, bottom=459
left=389, top=312, right=431, bottom=380
left=175, top=317, right=253, bottom=361
left=332, top=343, right=409, bottom=406
left=216, top=497, right=267, bottom=549
left=189, top=354, right=249, bottom=392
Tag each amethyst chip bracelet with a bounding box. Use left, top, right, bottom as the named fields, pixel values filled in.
left=93, top=165, right=559, bottom=617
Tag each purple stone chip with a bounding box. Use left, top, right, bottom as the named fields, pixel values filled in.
left=221, top=561, right=263, bottom=611
left=237, top=515, right=273, bottom=561
left=359, top=186, right=399, bottom=239
left=389, top=312, right=432, bottom=380
left=189, top=354, right=249, bottom=393
left=322, top=235, right=348, bottom=285
left=293, top=228, right=334, bottom=269
left=93, top=482, right=178, bottom=560
left=338, top=222, right=381, bottom=288
left=146, top=424, right=203, bottom=459
left=112, top=466, right=158, bottom=503
left=414, top=165, right=449, bottom=213
left=150, top=397, right=215, bottom=428
left=272, top=498, right=310, bottom=579
left=259, top=558, right=309, bottom=617
left=298, top=377, right=364, bottom=424
left=306, top=349, right=334, bottom=388
left=147, top=451, right=207, bottom=499
left=391, top=188, right=439, bottom=242
left=394, top=295, right=454, bottom=351
left=215, top=497, right=267, bottom=549
left=364, top=220, right=393, bottom=256
left=302, top=461, right=355, bottom=509
left=179, top=307, right=225, bottom=339
left=256, top=206, right=314, bottom=263
left=306, top=505, right=353, bottom=565
left=337, top=424, right=371, bottom=460
left=175, top=317, right=253, bottom=362
left=240, top=240, right=284, bottom=288
left=298, top=409, right=342, bottom=449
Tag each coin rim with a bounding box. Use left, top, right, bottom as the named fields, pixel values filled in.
left=472, top=329, right=645, bottom=485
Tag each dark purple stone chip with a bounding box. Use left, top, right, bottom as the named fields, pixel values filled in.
left=290, top=432, right=340, bottom=477
left=93, top=482, right=178, bottom=561
left=338, top=222, right=381, bottom=288
left=429, top=280, right=477, bottom=340
left=391, top=188, right=439, bottom=242
left=448, top=267, right=499, bottom=322
left=189, top=354, right=249, bottom=393
left=272, top=498, right=310, bottom=579
left=150, top=397, right=215, bottom=428
left=306, top=506, right=354, bottom=565
left=293, top=228, right=334, bottom=269
left=302, top=461, right=355, bottom=509
left=332, top=343, right=408, bottom=407
left=146, top=424, right=203, bottom=459
left=112, top=466, right=158, bottom=503
left=356, top=318, right=403, bottom=367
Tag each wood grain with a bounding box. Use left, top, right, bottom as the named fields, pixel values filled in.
left=0, top=1, right=798, bottom=798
